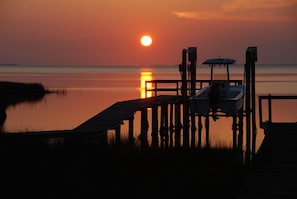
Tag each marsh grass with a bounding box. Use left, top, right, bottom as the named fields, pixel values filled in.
left=0, top=135, right=246, bottom=198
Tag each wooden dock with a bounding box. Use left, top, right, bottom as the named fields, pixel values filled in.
left=237, top=123, right=297, bottom=199
left=74, top=95, right=182, bottom=133
left=238, top=95, right=297, bottom=198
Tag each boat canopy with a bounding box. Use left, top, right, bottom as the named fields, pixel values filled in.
left=202, top=58, right=236, bottom=81
left=203, top=58, right=236, bottom=66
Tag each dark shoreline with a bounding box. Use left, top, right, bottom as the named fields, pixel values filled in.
left=0, top=81, right=48, bottom=102
left=0, top=81, right=64, bottom=131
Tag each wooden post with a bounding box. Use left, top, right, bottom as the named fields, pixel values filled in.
left=180, top=49, right=187, bottom=98
left=259, top=96, right=263, bottom=126
left=179, top=48, right=190, bottom=148
left=115, top=125, right=121, bottom=144
left=164, top=104, right=169, bottom=148
left=191, top=114, right=196, bottom=148
left=232, top=114, right=237, bottom=151
left=98, top=131, right=108, bottom=146
left=268, top=94, right=272, bottom=123
left=245, top=48, right=251, bottom=164
left=205, top=114, right=210, bottom=148
left=183, top=100, right=190, bottom=148
left=188, top=47, right=197, bottom=97
left=251, top=47, right=257, bottom=160
left=174, top=102, right=181, bottom=147
left=169, top=103, right=174, bottom=147
left=140, top=108, right=149, bottom=148
left=151, top=105, right=159, bottom=148
left=210, top=64, right=214, bottom=81
left=238, top=109, right=244, bottom=153
left=198, top=115, right=202, bottom=148
left=160, top=104, right=169, bottom=148
left=189, top=47, right=197, bottom=148
left=128, top=116, right=134, bottom=145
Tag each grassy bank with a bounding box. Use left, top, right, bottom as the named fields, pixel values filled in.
left=0, top=81, right=48, bottom=103
left=0, top=138, right=246, bottom=198
left=0, top=81, right=65, bottom=131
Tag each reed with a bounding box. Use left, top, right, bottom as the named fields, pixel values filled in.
left=0, top=136, right=246, bottom=198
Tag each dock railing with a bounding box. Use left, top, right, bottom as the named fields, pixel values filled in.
left=259, top=94, right=297, bottom=129
left=145, top=79, right=242, bottom=97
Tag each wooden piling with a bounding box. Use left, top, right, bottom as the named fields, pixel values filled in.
left=238, top=109, right=244, bottom=152
left=183, top=100, right=190, bottom=148
left=160, top=104, right=169, bottom=148
left=174, top=102, right=181, bottom=147
left=198, top=115, right=202, bottom=148
left=128, top=116, right=134, bottom=144
left=190, top=113, right=196, bottom=148
left=151, top=105, right=159, bottom=148
left=115, top=125, right=121, bottom=144
left=245, top=46, right=257, bottom=164
left=163, top=104, right=169, bottom=148
left=232, top=114, right=237, bottom=151
left=140, top=108, right=149, bottom=148
left=205, top=114, right=210, bottom=148
left=245, top=48, right=251, bottom=164
left=169, top=103, right=174, bottom=147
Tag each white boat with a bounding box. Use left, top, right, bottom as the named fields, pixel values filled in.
left=190, top=58, right=244, bottom=120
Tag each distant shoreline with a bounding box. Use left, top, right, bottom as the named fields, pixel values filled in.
left=0, top=63, right=18, bottom=66
left=1, top=63, right=297, bottom=67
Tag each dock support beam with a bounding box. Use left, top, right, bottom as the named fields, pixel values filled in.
left=232, top=114, right=237, bottom=151
left=251, top=48, right=257, bottom=159
left=160, top=104, right=169, bottom=148
left=140, top=108, right=149, bottom=149
left=198, top=115, right=202, bottom=148
left=205, top=114, right=210, bottom=148
left=115, top=125, right=121, bottom=144
left=174, top=102, right=182, bottom=147
left=169, top=103, right=174, bottom=148
left=151, top=105, right=159, bottom=148
left=183, top=101, right=190, bottom=148
left=179, top=47, right=197, bottom=148
left=245, top=46, right=257, bottom=164
left=238, top=109, right=244, bottom=153
left=128, top=116, right=134, bottom=145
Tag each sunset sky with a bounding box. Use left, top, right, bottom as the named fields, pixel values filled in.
left=1, top=0, right=296, bottom=66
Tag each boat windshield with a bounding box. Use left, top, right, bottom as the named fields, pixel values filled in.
left=202, top=58, right=236, bottom=82
left=211, top=66, right=229, bottom=81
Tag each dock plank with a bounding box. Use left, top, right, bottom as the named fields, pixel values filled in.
left=237, top=123, right=297, bottom=199
left=74, top=95, right=182, bottom=133
left=74, top=98, right=147, bottom=132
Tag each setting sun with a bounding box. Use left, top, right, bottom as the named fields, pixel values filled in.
left=140, top=35, right=152, bottom=47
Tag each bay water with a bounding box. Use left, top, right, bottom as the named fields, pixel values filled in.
left=1, top=64, right=296, bottom=151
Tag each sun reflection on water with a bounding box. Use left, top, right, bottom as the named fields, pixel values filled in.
left=140, top=71, right=153, bottom=98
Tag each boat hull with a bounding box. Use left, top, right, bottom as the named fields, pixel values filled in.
left=190, top=85, right=244, bottom=116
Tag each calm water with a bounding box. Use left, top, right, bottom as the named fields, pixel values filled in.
left=1, top=64, right=297, bottom=150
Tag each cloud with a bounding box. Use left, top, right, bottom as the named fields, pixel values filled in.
left=174, top=12, right=224, bottom=20
left=222, top=0, right=297, bottom=11
left=174, top=0, right=297, bottom=22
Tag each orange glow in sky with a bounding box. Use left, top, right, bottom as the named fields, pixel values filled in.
left=0, top=0, right=296, bottom=65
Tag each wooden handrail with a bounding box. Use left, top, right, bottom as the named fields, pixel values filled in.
left=259, top=94, right=297, bottom=128
left=145, top=79, right=242, bottom=97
